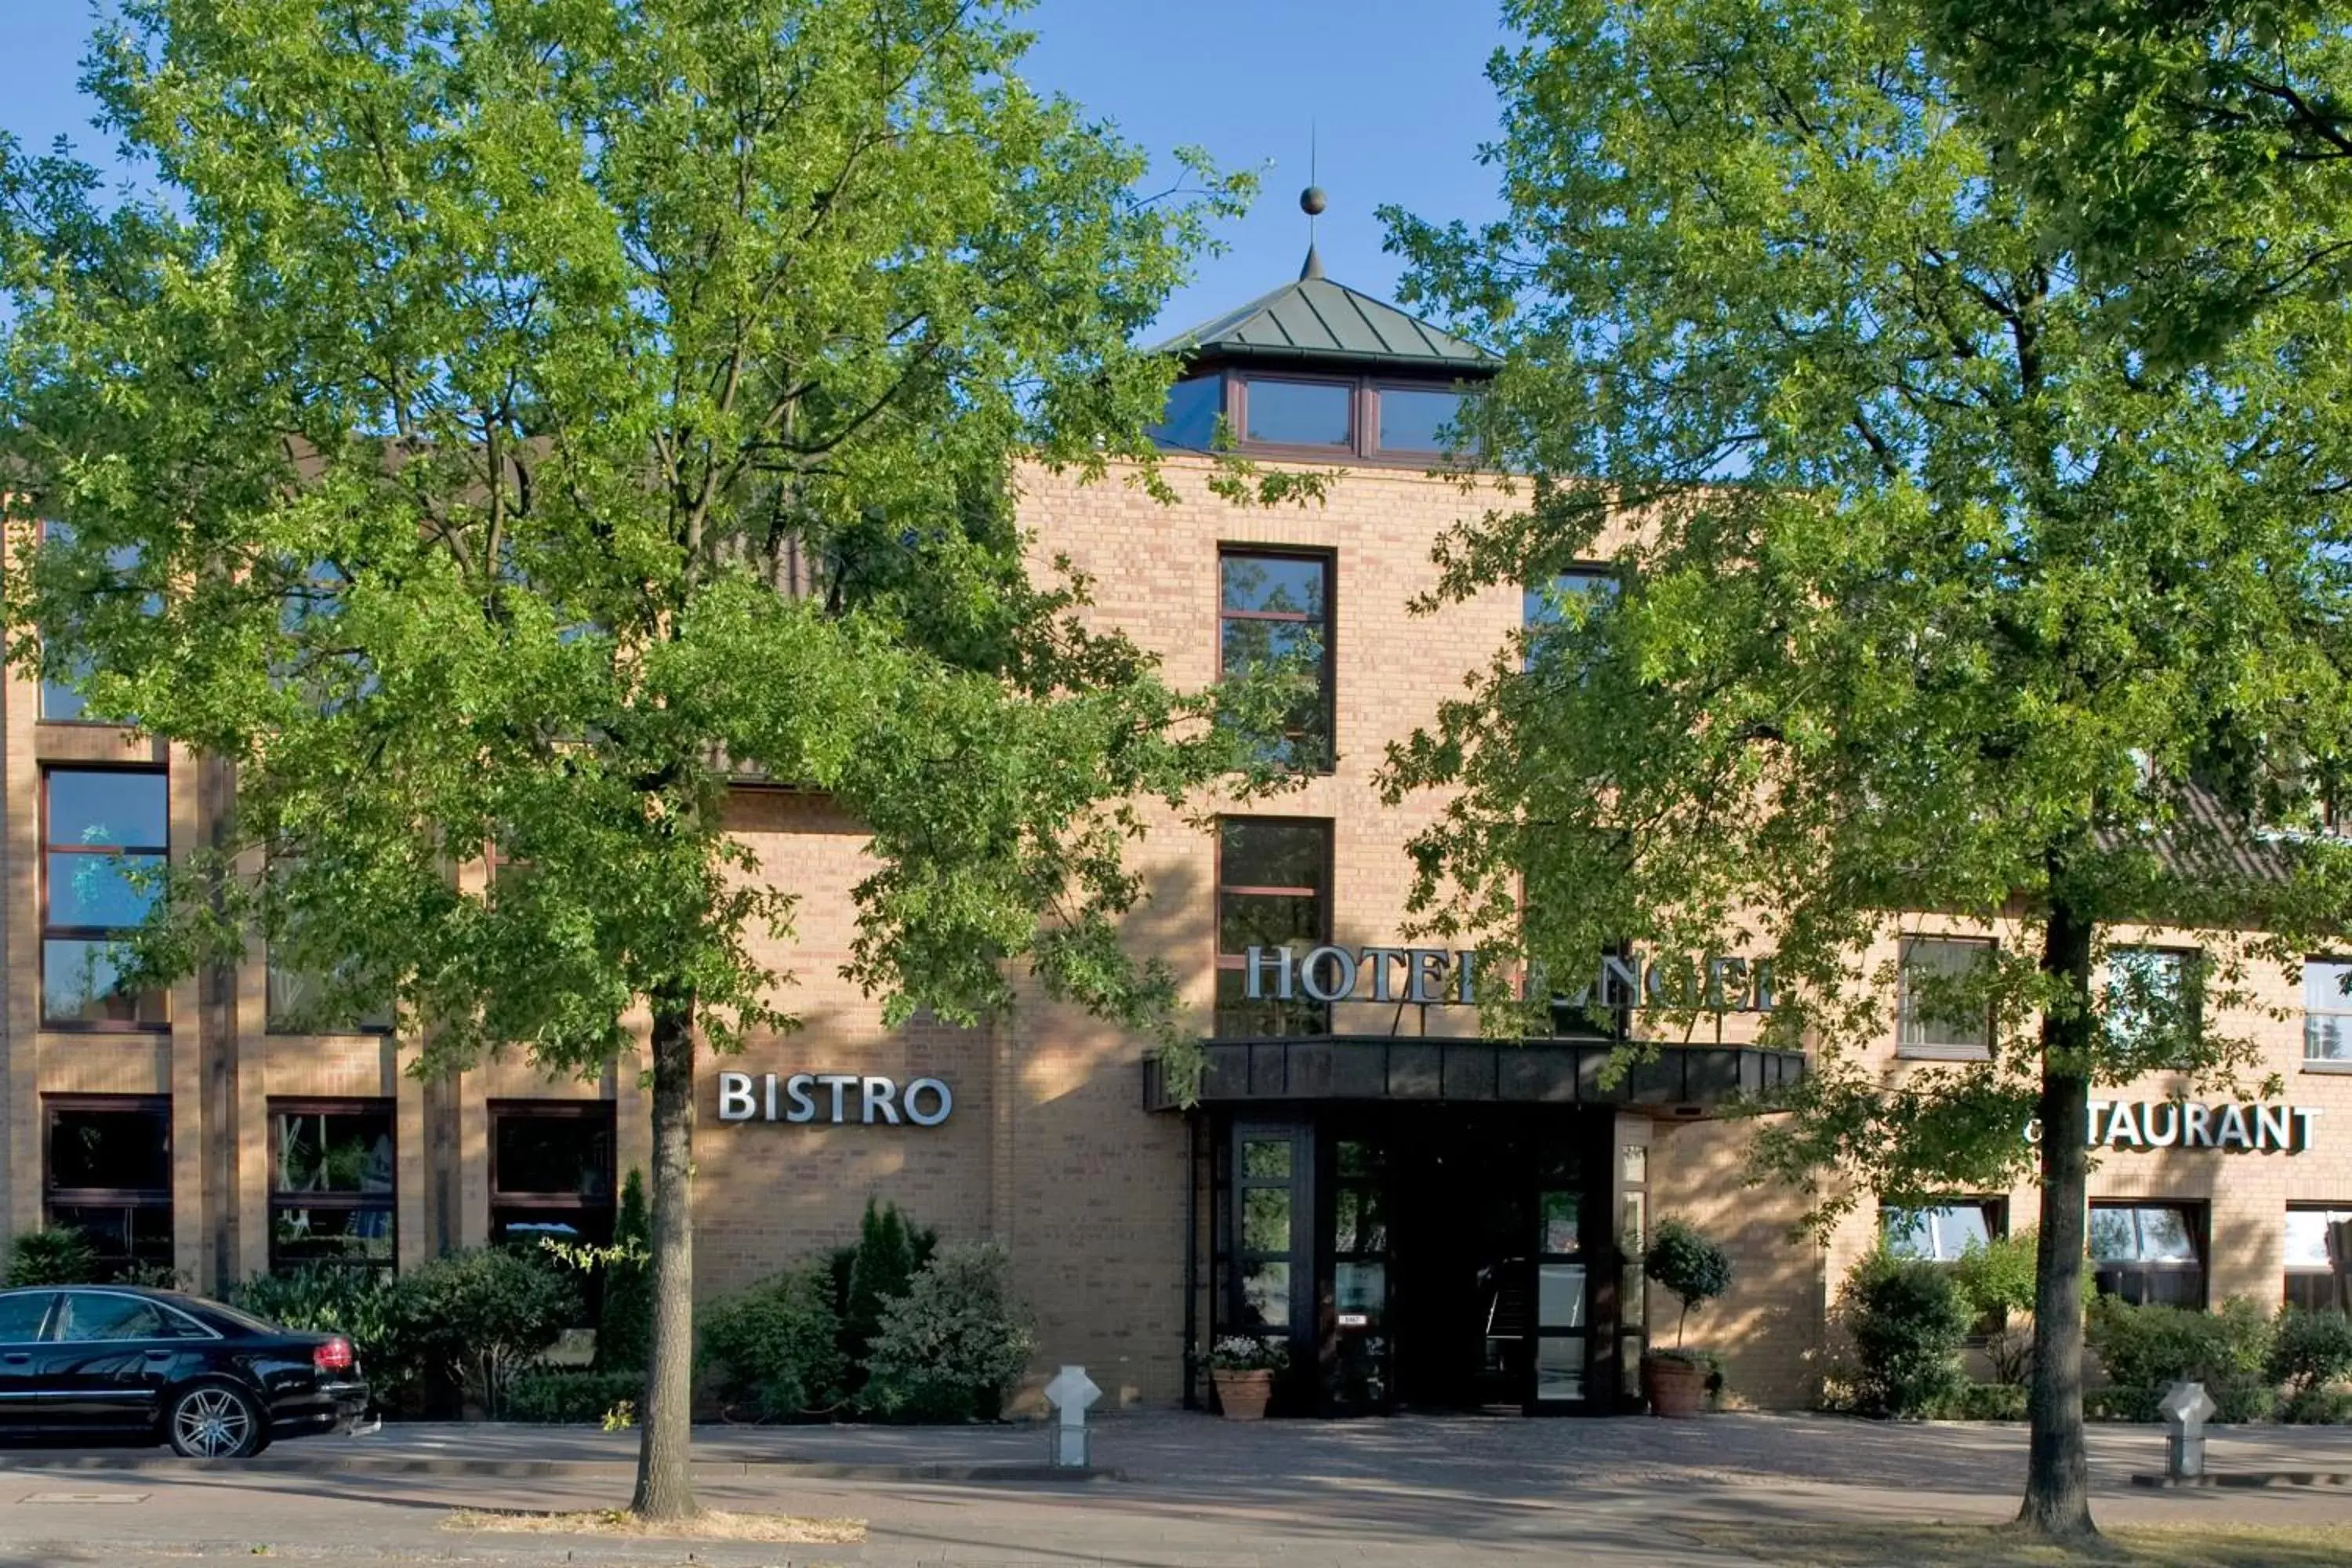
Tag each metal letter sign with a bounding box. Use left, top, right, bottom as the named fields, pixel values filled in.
left=2023, top=1100, right=2321, bottom=1154
left=1242, top=942, right=1777, bottom=1011
left=716, top=1071, right=953, bottom=1127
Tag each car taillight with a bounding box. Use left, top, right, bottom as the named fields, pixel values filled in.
left=313, top=1337, right=354, bottom=1374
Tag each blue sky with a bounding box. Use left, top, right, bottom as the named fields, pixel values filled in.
left=0, top=0, right=1511, bottom=334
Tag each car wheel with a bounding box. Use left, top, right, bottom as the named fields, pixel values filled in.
left=165, top=1383, right=267, bottom=1459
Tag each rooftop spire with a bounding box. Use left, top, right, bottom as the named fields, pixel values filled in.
left=1298, top=125, right=1325, bottom=281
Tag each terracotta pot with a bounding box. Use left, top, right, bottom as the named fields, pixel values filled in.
left=1641, top=1352, right=1708, bottom=1418
left=1211, top=1367, right=1275, bottom=1421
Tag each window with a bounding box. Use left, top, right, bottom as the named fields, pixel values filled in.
left=1375, top=386, right=1472, bottom=455
left=2089, top=1202, right=2205, bottom=1308
left=1149, top=373, right=1225, bottom=451
left=0, top=1295, right=53, bottom=1343
left=269, top=1102, right=395, bottom=1277
left=266, top=957, right=394, bottom=1036
left=1897, top=936, right=1994, bottom=1057
left=1882, top=1201, right=2001, bottom=1262
left=1240, top=377, right=1352, bottom=448
left=42, top=768, right=169, bottom=1029
left=1522, top=567, right=1617, bottom=631
left=1219, top=550, right=1332, bottom=771
left=43, top=1097, right=172, bottom=1280
left=489, top=1102, right=616, bottom=1250
left=1214, top=818, right=1332, bottom=1037
left=53, top=1291, right=209, bottom=1342
left=2306, top=958, right=2352, bottom=1064
left=2286, top=1207, right=2352, bottom=1312
left=2106, top=946, right=2199, bottom=1059
left=35, top=524, right=150, bottom=724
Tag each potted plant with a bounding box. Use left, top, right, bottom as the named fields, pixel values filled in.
left=1204, top=1335, right=1287, bottom=1421
left=1641, top=1218, right=1733, bottom=1417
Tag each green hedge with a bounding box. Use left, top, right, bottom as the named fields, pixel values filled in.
left=506, top=1369, right=643, bottom=1425
left=2087, top=1296, right=2276, bottom=1424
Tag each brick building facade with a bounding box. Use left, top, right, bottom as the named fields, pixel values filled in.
left=8, top=265, right=2352, bottom=1416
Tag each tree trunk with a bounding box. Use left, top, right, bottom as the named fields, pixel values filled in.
left=630, top=991, right=700, bottom=1521
left=2018, top=895, right=2097, bottom=1541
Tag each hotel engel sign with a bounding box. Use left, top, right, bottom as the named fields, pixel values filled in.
left=1242, top=943, right=1778, bottom=1011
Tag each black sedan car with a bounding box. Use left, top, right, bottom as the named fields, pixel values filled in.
left=0, top=1285, right=370, bottom=1457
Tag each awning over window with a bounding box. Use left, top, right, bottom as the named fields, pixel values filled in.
left=1143, top=1036, right=1803, bottom=1117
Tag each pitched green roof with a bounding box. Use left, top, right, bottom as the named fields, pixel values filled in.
left=1155, top=272, right=1496, bottom=373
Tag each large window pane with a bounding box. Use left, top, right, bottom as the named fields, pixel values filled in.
left=1535, top=1337, right=1585, bottom=1401
left=265, top=960, right=394, bottom=1035
left=2307, top=959, right=2352, bottom=1062
left=1241, top=1189, right=1291, bottom=1252
left=1243, top=379, right=1352, bottom=446
left=42, top=939, right=165, bottom=1026
left=47, top=771, right=167, bottom=850
left=1898, top=937, right=1994, bottom=1053
left=272, top=1108, right=395, bottom=1194
left=271, top=1207, right=396, bottom=1267
left=1884, top=1203, right=1994, bottom=1262
left=1240, top=1261, right=1290, bottom=1327
left=493, top=1109, right=614, bottom=1200
left=1219, top=819, right=1327, bottom=892
left=1221, top=556, right=1327, bottom=617
left=48, top=1103, right=170, bottom=1192
left=1377, top=387, right=1469, bottom=453
left=1149, top=373, right=1224, bottom=451
left=46, top=853, right=163, bottom=929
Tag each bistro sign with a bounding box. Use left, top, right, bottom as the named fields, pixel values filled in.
left=717, top=1070, right=953, bottom=1127
left=1243, top=944, right=1777, bottom=1011
left=2025, top=1100, right=2322, bottom=1155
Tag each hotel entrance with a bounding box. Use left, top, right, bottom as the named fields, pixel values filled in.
left=1196, top=1102, right=1650, bottom=1416
left=1160, top=1033, right=1804, bottom=1417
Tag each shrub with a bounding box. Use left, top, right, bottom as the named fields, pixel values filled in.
left=1926, top=1381, right=2029, bottom=1421
left=1643, top=1218, right=1733, bottom=1352
left=700, top=1260, right=848, bottom=1421
left=1838, top=1251, right=1970, bottom=1417
left=2280, top=1387, right=2352, bottom=1425
left=594, top=1169, right=652, bottom=1374
left=231, top=1266, right=424, bottom=1406
left=1950, top=1229, right=2038, bottom=1324
left=398, top=1247, right=578, bottom=1417
left=863, top=1242, right=1036, bottom=1423
left=2087, top=1296, right=2275, bottom=1423
left=2268, top=1307, right=2352, bottom=1393
left=844, top=1200, right=917, bottom=1362
left=506, top=1368, right=644, bottom=1425
left=7, top=1229, right=98, bottom=1286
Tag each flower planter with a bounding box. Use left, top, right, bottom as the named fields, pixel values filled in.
left=1210, top=1367, right=1275, bottom=1421
left=1641, top=1352, right=1708, bottom=1418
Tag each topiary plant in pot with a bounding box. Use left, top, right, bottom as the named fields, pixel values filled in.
left=1642, top=1218, right=1733, bottom=1417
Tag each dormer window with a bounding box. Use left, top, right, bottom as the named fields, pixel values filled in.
left=1375, top=386, right=1470, bottom=455
left=1242, top=378, right=1354, bottom=448
left=1151, top=372, right=1484, bottom=463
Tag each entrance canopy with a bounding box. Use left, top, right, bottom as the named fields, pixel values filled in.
left=1145, top=1036, right=1802, bottom=1116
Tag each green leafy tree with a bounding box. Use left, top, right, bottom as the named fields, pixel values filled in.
left=0, top=0, right=1278, bottom=1519
left=1385, top=0, right=2352, bottom=1539
left=1642, top=1218, right=1733, bottom=1353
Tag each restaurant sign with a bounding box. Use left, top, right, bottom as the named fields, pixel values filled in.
left=1243, top=944, right=1777, bottom=1011
left=2024, top=1100, right=2322, bottom=1155
left=717, top=1070, right=952, bottom=1127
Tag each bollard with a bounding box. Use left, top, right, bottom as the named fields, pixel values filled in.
left=1043, top=1364, right=1102, bottom=1469
left=2159, top=1380, right=2217, bottom=1479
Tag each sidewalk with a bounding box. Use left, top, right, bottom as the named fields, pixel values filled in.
left=0, top=1412, right=2341, bottom=1566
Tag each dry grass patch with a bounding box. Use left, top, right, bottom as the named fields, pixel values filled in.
left=445, top=1506, right=866, bottom=1544
left=1690, top=1523, right=2352, bottom=1567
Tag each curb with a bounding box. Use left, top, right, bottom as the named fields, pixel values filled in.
left=0, top=1454, right=1123, bottom=1483
left=2130, top=1472, right=2352, bottom=1490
